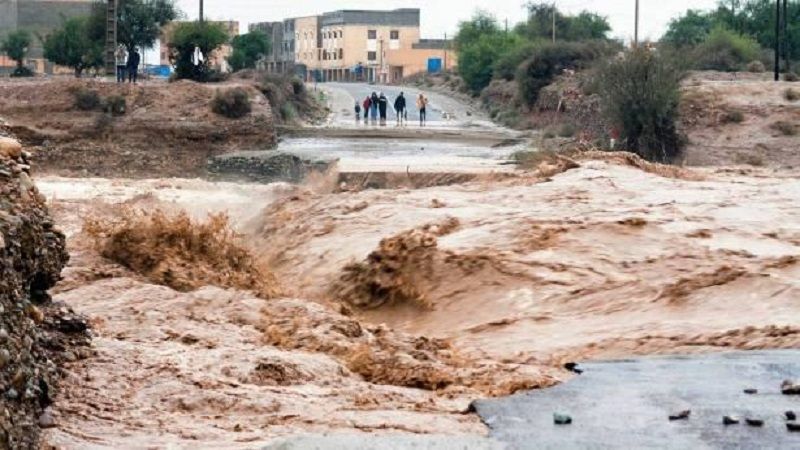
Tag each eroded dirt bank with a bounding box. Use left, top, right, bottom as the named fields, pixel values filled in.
left=0, top=79, right=277, bottom=178
left=35, top=153, right=800, bottom=447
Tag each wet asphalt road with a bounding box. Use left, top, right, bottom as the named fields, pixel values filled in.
left=263, top=351, right=800, bottom=449
left=473, top=350, right=800, bottom=449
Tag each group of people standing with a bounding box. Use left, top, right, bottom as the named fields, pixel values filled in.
left=114, top=45, right=141, bottom=84
left=356, top=91, right=429, bottom=126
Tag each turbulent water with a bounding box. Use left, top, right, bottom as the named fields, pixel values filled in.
left=35, top=157, right=800, bottom=447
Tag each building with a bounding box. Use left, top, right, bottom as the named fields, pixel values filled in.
left=249, top=19, right=296, bottom=74
left=160, top=20, right=240, bottom=72
left=0, top=0, right=94, bottom=74
left=259, top=8, right=454, bottom=84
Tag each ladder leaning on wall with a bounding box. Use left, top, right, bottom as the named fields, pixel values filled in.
left=104, top=0, right=117, bottom=75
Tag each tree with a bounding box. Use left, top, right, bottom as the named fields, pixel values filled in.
left=88, top=0, right=179, bottom=52
left=459, top=33, right=518, bottom=93
left=168, top=21, right=229, bottom=81
left=1, top=29, right=32, bottom=76
left=516, top=3, right=610, bottom=42
left=228, top=30, right=270, bottom=72
left=455, top=11, right=502, bottom=51
left=662, top=10, right=715, bottom=48
left=43, top=17, right=104, bottom=77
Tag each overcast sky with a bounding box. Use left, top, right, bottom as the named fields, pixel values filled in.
left=175, top=0, right=721, bottom=41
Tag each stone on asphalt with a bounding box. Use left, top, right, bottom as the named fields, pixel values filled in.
left=669, top=410, right=691, bottom=421
left=553, top=413, right=572, bottom=425
left=785, top=411, right=797, bottom=421
left=787, top=422, right=800, bottom=432
left=723, top=415, right=740, bottom=425
left=743, top=388, right=758, bottom=394
left=781, top=380, right=800, bottom=395
left=745, top=418, right=764, bottom=427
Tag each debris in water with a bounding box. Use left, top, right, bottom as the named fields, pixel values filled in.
left=788, top=422, right=800, bottom=432
left=563, top=362, right=583, bottom=374
left=786, top=411, right=797, bottom=421
left=743, top=388, right=758, bottom=394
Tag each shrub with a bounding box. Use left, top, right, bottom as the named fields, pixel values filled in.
left=279, top=103, right=297, bottom=121
left=721, top=110, right=744, bottom=124
left=517, top=40, right=615, bottom=107
left=747, top=60, right=766, bottom=73
left=493, top=41, right=538, bottom=81
left=104, top=95, right=127, bottom=116
left=210, top=87, right=251, bottom=118
left=597, top=49, right=685, bottom=163
left=784, top=72, right=800, bottom=82
left=10, top=67, right=34, bottom=78
left=692, top=27, right=761, bottom=72
left=73, top=88, right=101, bottom=111
left=168, top=21, right=229, bottom=82
left=784, top=88, right=800, bottom=101
left=771, top=120, right=797, bottom=136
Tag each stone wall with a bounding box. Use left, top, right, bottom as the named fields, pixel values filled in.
left=208, top=152, right=336, bottom=183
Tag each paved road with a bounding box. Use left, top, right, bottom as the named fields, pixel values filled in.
left=261, top=351, right=800, bottom=449
left=473, top=350, right=800, bottom=449
left=320, top=82, right=495, bottom=130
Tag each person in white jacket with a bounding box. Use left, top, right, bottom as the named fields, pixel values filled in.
left=115, top=45, right=128, bottom=83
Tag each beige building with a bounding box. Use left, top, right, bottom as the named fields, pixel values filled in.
left=293, top=16, right=320, bottom=75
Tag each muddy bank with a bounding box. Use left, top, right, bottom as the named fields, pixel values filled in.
left=0, top=135, right=89, bottom=449
left=0, top=79, right=277, bottom=178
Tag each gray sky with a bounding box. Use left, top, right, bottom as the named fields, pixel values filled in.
left=176, top=0, right=720, bottom=41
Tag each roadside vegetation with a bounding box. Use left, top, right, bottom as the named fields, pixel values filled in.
left=1, top=30, right=33, bottom=77
left=440, top=0, right=800, bottom=164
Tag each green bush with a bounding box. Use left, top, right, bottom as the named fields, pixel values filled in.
left=104, top=95, right=127, bottom=116
left=73, top=88, right=101, bottom=111
left=458, top=33, right=519, bottom=93
left=168, top=21, right=229, bottom=82
left=692, top=27, right=760, bottom=72
left=517, top=41, right=614, bottom=107
left=493, top=41, right=537, bottom=81
left=210, top=87, right=251, bottom=118
left=597, top=49, right=685, bottom=163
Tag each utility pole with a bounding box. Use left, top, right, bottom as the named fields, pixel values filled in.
left=634, top=0, right=640, bottom=48
left=783, top=0, right=789, bottom=73
left=199, top=0, right=204, bottom=22
left=775, top=0, right=781, bottom=81
left=443, top=32, right=448, bottom=72
left=552, top=2, right=556, bottom=43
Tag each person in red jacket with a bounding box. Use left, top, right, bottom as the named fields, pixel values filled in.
left=362, top=96, right=371, bottom=121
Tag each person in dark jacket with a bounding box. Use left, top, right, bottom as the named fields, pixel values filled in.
left=127, top=48, right=141, bottom=84
left=354, top=101, right=362, bottom=122
left=378, top=92, right=388, bottom=125
left=362, top=96, right=371, bottom=120
left=393, top=92, right=407, bottom=125
left=370, top=92, right=379, bottom=123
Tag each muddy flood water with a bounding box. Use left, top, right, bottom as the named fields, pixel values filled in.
left=32, top=152, right=800, bottom=448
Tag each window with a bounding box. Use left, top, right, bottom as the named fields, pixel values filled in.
left=390, top=30, right=399, bottom=40
left=368, top=30, right=377, bottom=39
left=339, top=49, right=344, bottom=59
left=367, top=51, right=377, bottom=61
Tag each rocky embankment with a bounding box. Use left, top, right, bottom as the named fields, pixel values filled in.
left=0, top=135, right=90, bottom=449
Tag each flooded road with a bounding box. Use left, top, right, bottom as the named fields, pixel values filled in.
left=33, top=82, right=800, bottom=448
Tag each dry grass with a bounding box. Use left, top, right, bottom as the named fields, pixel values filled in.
left=84, top=208, right=280, bottom=298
